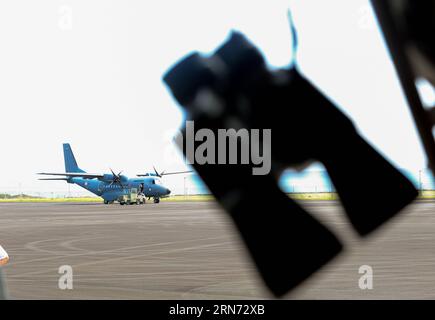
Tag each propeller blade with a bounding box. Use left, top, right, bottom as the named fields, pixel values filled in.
left=153, top=166, right=161, bottom=177
left=109, top=168, right=125, bottom=186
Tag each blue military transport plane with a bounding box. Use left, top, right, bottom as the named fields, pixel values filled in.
left=38, top=144, right=190, bottom=204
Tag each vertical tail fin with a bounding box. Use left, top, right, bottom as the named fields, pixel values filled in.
left=63, top=143, right=85, bottom=173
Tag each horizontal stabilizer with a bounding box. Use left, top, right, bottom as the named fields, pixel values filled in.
left=38, top=172, right=104, bottom=179
left=38, top=178, right=69, bottom=181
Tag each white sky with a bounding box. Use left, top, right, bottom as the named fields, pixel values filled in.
left=0, top=0, right=430, bottom=195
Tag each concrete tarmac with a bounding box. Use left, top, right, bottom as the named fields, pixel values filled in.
left=0, top=200, right=434, bottom=299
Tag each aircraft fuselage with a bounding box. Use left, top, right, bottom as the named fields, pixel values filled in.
left=70, top=177, right=170, bottom=202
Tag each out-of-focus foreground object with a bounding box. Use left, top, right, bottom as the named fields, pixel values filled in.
left=371, top=0, right=435, bottom=174
left=0, top=270, right=7, bottom=300
left=0, top=245, right=9, bottom=299
left=0, top=245, right=8, bottom=267
left=163, top=30, right=418, bottom=296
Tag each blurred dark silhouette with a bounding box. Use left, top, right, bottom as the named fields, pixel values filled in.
left=163, top=29, right=418, bottom=297
left=371, top=0, right=435, bottom=172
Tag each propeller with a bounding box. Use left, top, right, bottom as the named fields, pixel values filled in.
left=108, top=168, right=125, bottom=188
left=153, top=166, right=165, bottom=178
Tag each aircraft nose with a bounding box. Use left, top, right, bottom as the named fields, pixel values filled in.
left=166, top=188, right=171, bottom=195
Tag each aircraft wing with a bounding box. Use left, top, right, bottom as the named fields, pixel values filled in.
left=137, top=170, right=193, bottom=177
left=160, top=170, right=193, bottom=176
left=37, top=172, right=104, bottom=179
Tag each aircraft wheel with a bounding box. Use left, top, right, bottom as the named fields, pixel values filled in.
left=104, top=200, right=109, bottom=204
left=153, top=198, right=160, bottom=204
left=120, top=202, right=125, bottom=205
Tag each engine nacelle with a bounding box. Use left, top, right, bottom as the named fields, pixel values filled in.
left=102, top=174, right=115, bottom=182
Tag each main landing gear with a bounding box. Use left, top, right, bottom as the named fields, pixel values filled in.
left=109, top=196, right=159, bottom=205
left=148, top=197, right=160, bottom=204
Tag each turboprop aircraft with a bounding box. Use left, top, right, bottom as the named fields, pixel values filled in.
left=38, top=144, right=191, bottom=204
